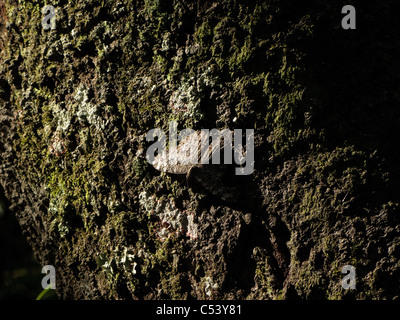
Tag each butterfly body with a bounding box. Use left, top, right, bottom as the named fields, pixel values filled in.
left=151, top=130, right=233, bottom=174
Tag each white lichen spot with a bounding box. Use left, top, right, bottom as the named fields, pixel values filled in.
left=74, top=85, right=105, bottom=130
left=120, top=247, right=137, bottom=275
left=137, top=244, right=151, bottom=260
left=97, top=246, right=137, bottom=278
left=51, top=100, right=71, bottom=132
left=160, top=33, right=172, bottom=52
left=57, top=222, right=69, bottom=238
left=204, top=276, right=218, bottom=297
left=48, top=196, right=59, bottom=215
left=168, top=68, right=218, bottom=122
left=47, top=188, right=70, bottom=238
left=97, top=255, right=115, bottom=276
left=197, top=67, right=218, bottom=92
left=185, top=213, right=198, bottom=240
left=139, top=191, right=198, bottom=241
left=169, top=79, right=202, bottom=120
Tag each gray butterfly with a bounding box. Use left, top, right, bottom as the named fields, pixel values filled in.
left=151, top=129, right=234, bottom=174
left=150, top=129, right=246, bottom=202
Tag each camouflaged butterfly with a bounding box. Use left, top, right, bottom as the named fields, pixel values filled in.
left=145, top=121, right=254, bottom=177
left=145, top=122, right=254, bottom=202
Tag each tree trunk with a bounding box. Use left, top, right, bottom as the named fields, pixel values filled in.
left=1, top=0, right=400, bottom=299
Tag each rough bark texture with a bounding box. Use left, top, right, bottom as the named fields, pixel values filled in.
left=1, top=0, right=400, bottom=299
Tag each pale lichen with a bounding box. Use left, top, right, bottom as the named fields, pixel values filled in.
left=74, top=85, right=105, bottom=130
left=97, top=246, right=137, bottom=278
left=50, top=100, right=71, bottom=132
left=204, top=276, right=218, bottom=297
left=139, top=191, right=198, bottom=241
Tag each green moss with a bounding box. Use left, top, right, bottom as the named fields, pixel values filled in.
left=195, top=21, right=212, bottom=48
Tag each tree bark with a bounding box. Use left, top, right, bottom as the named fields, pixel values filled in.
left=1, top=0, right=400, bottom=299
